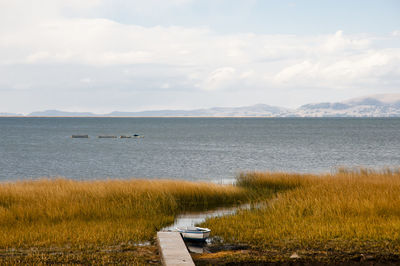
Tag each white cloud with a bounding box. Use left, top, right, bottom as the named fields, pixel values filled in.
left=274, top=49, right=400, bottom=89
left=80, top=77, right=93, bottom=84
left=0, top=1, right=399, bottom=112
left=203, top=67, right=236, bottom=91
left=320, top=30, right=371, bottom=53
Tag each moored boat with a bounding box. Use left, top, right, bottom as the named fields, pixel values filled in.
left=176, top=226, right=211, bottom=241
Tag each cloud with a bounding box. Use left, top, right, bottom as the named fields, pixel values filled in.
left=392, top=30, right=400, bottom=37
left=320, top=30, right=371, bottom=53
left=80, top=77, right=93, bottom=84
left=203, top=67, right=236, bottom=91
left=274, top=48, right=400, bottom=89
left=0, top=1, right=399, bottom=112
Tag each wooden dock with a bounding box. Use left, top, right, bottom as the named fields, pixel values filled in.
left=157, top=232, right=194, bottom=266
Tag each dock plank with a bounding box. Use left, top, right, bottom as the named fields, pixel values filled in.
left=157, top=232, right=194, bottom=266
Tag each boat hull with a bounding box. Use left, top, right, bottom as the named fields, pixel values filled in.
left=180, top=231, right=210, bottom=241
left=176, top=226, right=211, bottom=241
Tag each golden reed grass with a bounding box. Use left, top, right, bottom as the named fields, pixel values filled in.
left=0, top=178, right=247, bottom=248
left=204, top=169, right=400, bottom=253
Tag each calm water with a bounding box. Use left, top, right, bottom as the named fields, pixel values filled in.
left=1, top=117, right=400, bottom=182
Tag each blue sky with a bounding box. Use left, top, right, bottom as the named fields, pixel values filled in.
left=91, top=0, right=400, bottom=35
left=0, top=0, right=399, bottom=113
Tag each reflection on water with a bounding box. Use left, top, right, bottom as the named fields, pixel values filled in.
left=133, top=241, right=151, bottom=247
left=211, top=178, right=236, bottom=185
left=186, top=240, right=210, bottom=254
left=161, top=203, right=260, bottom=254
left=162, top=204, right=252, bottom=231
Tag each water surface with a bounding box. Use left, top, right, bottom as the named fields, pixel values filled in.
left=1, top=117, right=400, bottom=181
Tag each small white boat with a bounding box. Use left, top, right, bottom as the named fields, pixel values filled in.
left=176, top=226, right=211, bottom=241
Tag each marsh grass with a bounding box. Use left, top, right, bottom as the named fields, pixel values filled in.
left=3, top=170, right=400, bottom=263
left=0, top=245, right=160, bottom=265
left=236, top=171, right=315, bottom=193
left=0, top=178, right=247, bottom=248
left=204, top=170, right=400, bottom=255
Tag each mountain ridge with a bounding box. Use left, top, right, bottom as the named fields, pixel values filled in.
left=2, top=94, right=400, bottom=117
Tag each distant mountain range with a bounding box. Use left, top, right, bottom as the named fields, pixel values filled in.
left=296, top=94, right=400, bottom=117
left=3, top=94, right=400, bottom=117
left=28, top=110, right=98, bottom=117
left=0, top=113, right=23, bottom=116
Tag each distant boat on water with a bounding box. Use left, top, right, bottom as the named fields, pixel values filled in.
left=71, top=134, right=143, bottom=139
left=71, top=135, right=89, bottom=138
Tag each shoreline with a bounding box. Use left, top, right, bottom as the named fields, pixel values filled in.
left=2, top=116, right=400, bottom=118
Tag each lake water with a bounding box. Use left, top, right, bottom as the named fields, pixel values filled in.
left=1, top=117, right=400, bottom=182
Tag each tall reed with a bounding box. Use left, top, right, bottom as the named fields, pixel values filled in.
left=204, top=170, right=400, bottom=253
left=0, top=178, right=247, bottom=248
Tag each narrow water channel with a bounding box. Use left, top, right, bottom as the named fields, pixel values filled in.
left=161, top=203, right=259, bottom=254
left=162, top=204, right=250, bottom=231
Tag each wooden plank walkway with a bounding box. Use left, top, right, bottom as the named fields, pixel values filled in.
left=157, top=232, right=195, bottom=266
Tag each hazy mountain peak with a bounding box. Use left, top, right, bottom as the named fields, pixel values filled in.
left=297, top=93, right=400, bottom=117
left=2, top=93, right=400, bottom=117
left=345, top=94, right=400, bottom=105
left=29, top=110, right=97, bottom=117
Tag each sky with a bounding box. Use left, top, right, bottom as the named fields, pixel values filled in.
left=0, top=0, right=399, bottom=114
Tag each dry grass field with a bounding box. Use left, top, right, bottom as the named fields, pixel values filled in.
left=0, top=178, right=247, bottom=248
left=1, top=170, right=400, bottom=264
left=0, top=178, right=248, bottom=264
left=200, top=169, right=400, bottom=263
